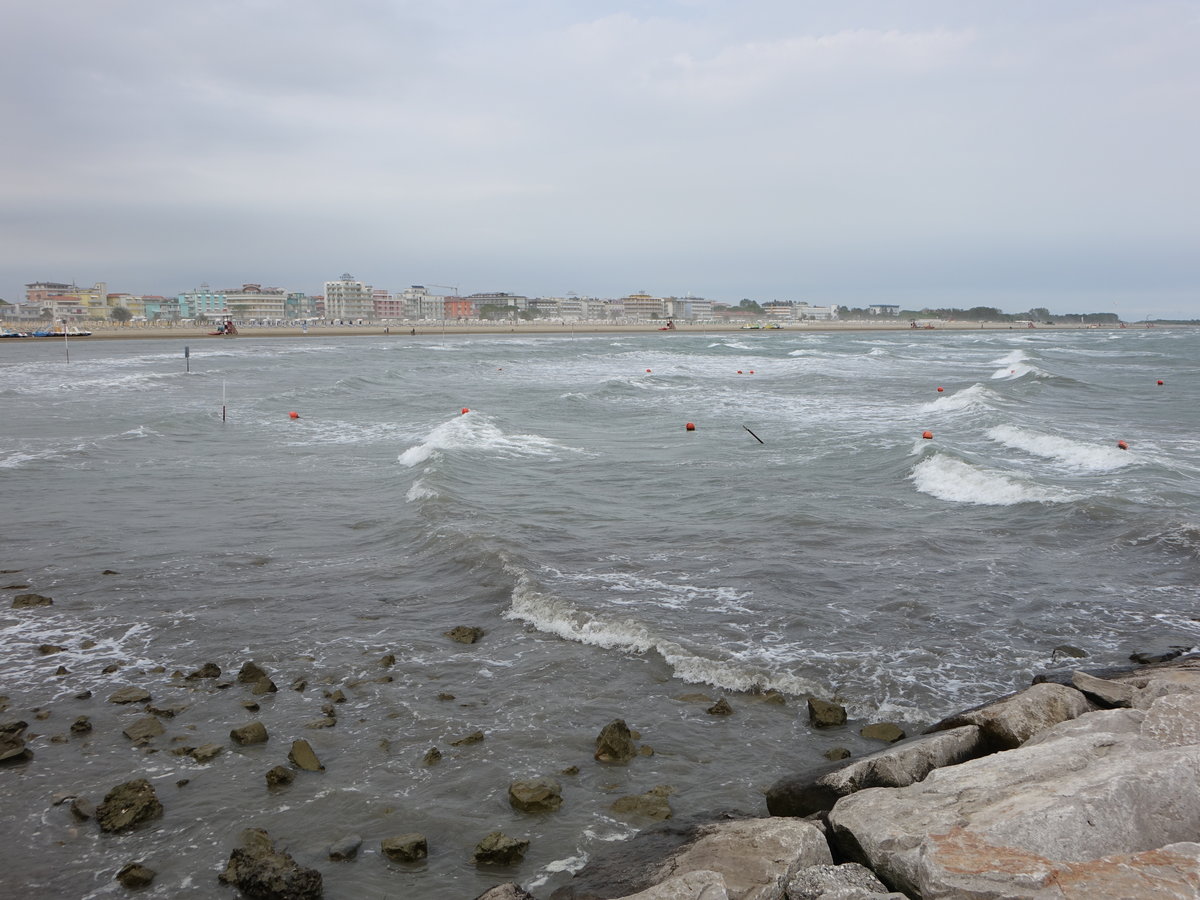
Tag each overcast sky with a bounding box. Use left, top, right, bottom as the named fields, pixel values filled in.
left=3, top=1, right=1197, bottom=318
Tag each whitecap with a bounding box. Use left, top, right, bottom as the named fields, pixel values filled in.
left=910, top=455, right=1078, bottom=505
left=987, top=425, right=1135, bottom=472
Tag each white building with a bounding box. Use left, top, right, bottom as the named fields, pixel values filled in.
left=324, top=273, right=374, bottom=320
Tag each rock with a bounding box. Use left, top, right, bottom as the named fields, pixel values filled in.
left=380, top=653, right=396, bottom=667
left=925, top=681, right=1094, bottom=751
left=237, top=661, right=270, bottom=683
left=96, top=778, right=163, bottom=833
left=230, top=721, right=269, bottom=745
left=508, top=777, right=563, bottom=813
left=0, top=721, right=31, bottom=763
left=437, top=692, right=456, bottom=701
left=561, top=765, right=580, bottom=776
left=827, top=699, right=1200, bottom=898
left=108, top=686, right=152, bottom=704
left=612, top=871, right=728, bottom=899
left=786, top=862, right=905, bottom=899
left=612, top=785, right=674, bottom=820
left=445, top=625, right=485, bottom=644
left=325, top=689, right=346, bottom=703
left=451, top=730, right=485, bottom=746
left=595, top=719, right=636, bottom=764
left=185, top=663, right=221, bottom=680
left=807, top=697, right=847, bottom=728
left=766, top=726, right=984, bottom=818
left=219, top=828, right=323, bottom=900
left=102, top=569, right=121, bottom=575
left=328, top=835, right=362, bottom=861
left=146, top=701, right=189, bottom=718
left=243, top=700, right=260, bottom=711
left=38, top=643, right=66, bottom=655
left=382, top=833, right=428, bottom=863
left=305, top=717, right=337, bottom=729
left=423, top=747, right=442, bottom=765
left=288, top=739, right=324, bottom=772
left=823, top=747, right=851, bottom=761
left=116, top=862, right=156, bottom=888
left=551, top=817, right=831, bottom=900
left=251, top=676, right=278, bottom=696
left=70, top=797, right=95, bottom=821
left=706, top=698, right=734, bottom=716
left=55, top=665, right=69, bottom=676
left=266, top=765, right=295, bottom=788
left=1072, top=670, right=1135, bottom=708
left=1051, top=644, right=1088, bottom=659
left=122, top=716, right=165, bottom=743
left=859, top=722, right=905, bottom=743
left=291, top=678, right=308, bottom=692
left=475, top=884, right=538, bottom=900
left=68, top=716, right=93, bottom=737
left=191, top=743, right=223, bottom=763
left=1131, top=647, right=1189, bottom=665
left=474, top=831, right=529, bottom=866
left=12, top=592, right=52, bottom=608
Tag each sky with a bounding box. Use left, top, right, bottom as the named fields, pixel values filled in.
left=2, top=0, right=1198, bottom=320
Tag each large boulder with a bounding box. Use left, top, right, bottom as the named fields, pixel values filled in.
left=925, top=681, right=1094, bottom=750
left=827, top=698, right=1200, bottom=898
left=12, top=592, right=52, bottom=608
left=474, top=831, right=530, bottom=866
left=218, top=828, right=323, bottom=899
left=509, top=777, right=563, bottom=813
left=0, top=721, right=31, bottom=763
left=766, top=726, right=984, bottom=817
left=96, top=778, right=163, bottom=833
left=594, top=719, right=637, bottom=764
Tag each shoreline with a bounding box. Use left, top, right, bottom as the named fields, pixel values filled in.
left=0, top=321, right=1160, bottom=341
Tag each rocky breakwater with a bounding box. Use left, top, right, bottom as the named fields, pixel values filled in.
left=543, top=658, right=1200, bottom=900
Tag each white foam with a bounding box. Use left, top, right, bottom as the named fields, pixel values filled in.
left=405, top=478, right=438, bottom=502
left=398, top=412, right=584, bottom=467
left=918, top=384, right=997, bottom=413
left=987, top=425, right=1135, bottom=472
left=910, top=454, right=1078, bottom=505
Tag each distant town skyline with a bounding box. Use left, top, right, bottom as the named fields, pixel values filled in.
left=3, top=2, right=1196, bottom=321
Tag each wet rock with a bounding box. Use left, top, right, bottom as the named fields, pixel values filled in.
left=288, top=739, right=324, bottom=772
left=75, top=690, right=93, bottom=700
left=437, top=692, right=456, bottom=701
left=243, top=700, right=260, bottom=711
left=230, top=721, right=269, bottom=745
left=38, top=643, right=67, bottom=655
left=69, top=716, right=92, bottom=736
left=55, top=665, right=69, bottom=676
left=475, top=884, right=537, bottom=900
left=1072, top=670, right=1135, bottom=708
left=108, top=686, right=151, bottom=704
left=325, top=689, right=346, bottom=704
left=237, top=661, right=270, bottom=684
left=1052, top=644, right=1088, bottom=660
left=1130, top=647, right=1189, bottom=665
left=860, top=722, right=906, bottom=743
left=102, top=569, right=121, bottom=576
left=328, top=835, right=362, bottom=861
left=146, top=701, right=189, bottom=718
left=594, top=719, right=636, bottom=764
left=102, top=663, right=122, bottom=674
left=251, top=676, right=278, bottom=696
left=1, top=721, right=31, bottom=763
left=265, top=765, right=295, bottom=788
left=186, top=663, right=221, bottom=680
left=706, top=697, right=734, bottom=716
left=423, top=747, right=442, bottom=765
left=12, top=592, right=53, bottom=608
left=611, top=785, right=674, bottom=820
left=191, top=743, right=223, bottom=763
left=926, top=681, right=1095, bottom=751
left=291, top=678, right=308, bottom=692
left=70, top=797, right=95, bottom=821
left=451, top=730, right=485, bottom=747
left=807, top=697, right=847, bottom=728
left=474, top=831, right=529, bottom=866
left=445, top=625, right=485, bottom=644
left=823, top=747, right=851, bottom=761
left=122, top=716, right=165, bottom=743
left=96, top=778, right=163, bottom=833
left=380, top=653, right=396, bottom=667
left=382, top=833, right=428, bottom=863
left=305, top=717, right=337, bottom=729
left=218, top=827, right=323, bottom=900
left=116, top=862, right=156, bottom=889
left=561, top=765, right=580, bottom=776
left=508, top=777, right=563, bottom=813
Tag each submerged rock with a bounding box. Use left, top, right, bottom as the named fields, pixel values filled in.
left=444, top=625, right=485, bottom=644
left=230, top=721, right=269, bottom=745
left=108, top=686, right=151, bottom=704
left=328, top=835, right=362, bottom=861
left=218, top=828, right=323, bottom=900
left=422, top=747, right=442, bottom=765
left=382, top=833, right=428, bottom=863
left=185, top=662, right=221, bottom=680
left=0, top=721, right=31, bottom=763
left=122, top=716, right=165, bottom=743
left=706, top=697, right=734, bottom=716
left=116, top=862, right=156, bottom=889
left=96, top=778, right=163, bottom=833
left=451, top=730, right=485, bottom=747
left=611, top=785, right=674, bottom=820
left=265, top=765, right=295, bottom=788
left=508, top=778, right=563, bottom=813
left=12, top=592, right=52, bottom=608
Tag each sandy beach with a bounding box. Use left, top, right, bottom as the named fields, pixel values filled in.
left=7, top=320, right=1125, bottom=341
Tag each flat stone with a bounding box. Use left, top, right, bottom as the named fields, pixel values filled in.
left=808, top=697, right=848, bottom=727
left=122, top=716, right=165, bottom=743
left=288, top=739, right=324, bottom=771
left=1072, top=670, right=1135, bottom=708
left=230, top=721, right=269, bottom=745
left=508, top=777, right=563, bottom=813
left=12, top=593, right=53, bottom=608
left=329, top=835, right=362, bottom=861
left=474, top=831, right=529, bottom=866
left=190, top=743, right=223, bottom=763
left=108, top=686, right=151, bottom=704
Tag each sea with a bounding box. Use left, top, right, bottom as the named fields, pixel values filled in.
left=1, top=326, right=1197, bottom=899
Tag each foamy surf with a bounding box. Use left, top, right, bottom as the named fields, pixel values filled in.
left=398, top=412, right=584, bottom=467
left=918, top=383, right=997, bottom=413
left=987, top=425, right=1135, bottom=472
left=910, top=454, right=1078, bottom=505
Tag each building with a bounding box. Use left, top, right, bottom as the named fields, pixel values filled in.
left=619, top=291, right=666, bottom=321
left=25, top=281, right=108, bottom=320
left=221, top=284, right=287, bottom=322
left=324, top=273, right=374, bottom=321
left=867, top=304, right=900, bottom=316
left=666, top=296, right=714, bottom=321
left=178, top=285, right=229, bottom=320
left=400, top=286, right=447, bottom=320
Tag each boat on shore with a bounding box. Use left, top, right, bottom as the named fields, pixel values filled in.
left=1, top=328, right=30, bottom=338
left=31, top=326, right=93, bottom=337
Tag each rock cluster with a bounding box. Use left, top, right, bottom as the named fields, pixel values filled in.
left=219, top=828, right=323, bottom=900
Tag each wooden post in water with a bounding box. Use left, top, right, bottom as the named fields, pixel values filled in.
left=63, top=320, right=70, bottom=363
left=222, top=380, right=226, bottom=422
left=184, top=345, right=190, bottom=373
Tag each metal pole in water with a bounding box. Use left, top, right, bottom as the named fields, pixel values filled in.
left=184, top=345, right=190, bottom=373
left=63, top=320, right=70, bottom=363
left=222, top=380, right=227, bottom=422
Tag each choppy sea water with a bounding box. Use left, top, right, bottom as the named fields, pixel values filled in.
left=1, top=327, right=1197, bottom=898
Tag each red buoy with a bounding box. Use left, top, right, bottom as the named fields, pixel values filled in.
left=922, top=430, right=933, bottom=440
left=736, top=370, right=743, bottom=375
left=1117, top=440, right=1128, bottom=450
left=685, top=422, right=695, bottom=431
left=288, top=411, right=299, bottom=419
left=749, top=370, right=755, bottom=374
left=1157, top=380, right=1164, bottom=385
left=936, top=387, right=944, bottom=392
left=461, top=407, right=470, bottom=415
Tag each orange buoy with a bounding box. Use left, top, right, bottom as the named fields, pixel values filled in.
left=288, top=411, right=299, bottom=419
left=749, top=370, right=755, bottom=374
left=922, top=430, right=933, bottom=440
left=936, top=387, right=944, bottom=392
left=736, top=370, right=743, bottom=375
left=1117, top=440, right=1128, bottom=450
left=685, top=422, right=695, bottom=431
left=460, top=407, right=470, bottom=415
left=1157, top=380, right=1164, bottom=385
